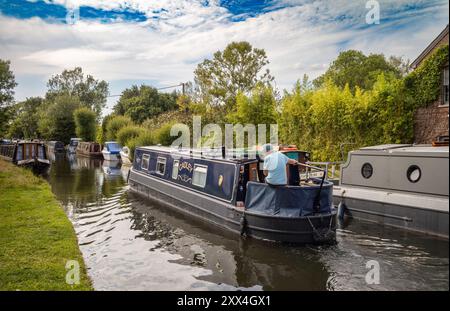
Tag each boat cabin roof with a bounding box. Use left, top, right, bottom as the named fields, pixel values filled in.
left=355, top=144, right=449, bottom=157
left=137, top=145, right=263, bottom=164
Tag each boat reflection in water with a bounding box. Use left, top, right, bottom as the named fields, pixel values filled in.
left=45, top=156, right=449, bottom=291
left=102, top=160, right=122, bottom=178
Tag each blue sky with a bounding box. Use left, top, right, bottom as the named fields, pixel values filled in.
left=0, top=0, right=448, bottom=115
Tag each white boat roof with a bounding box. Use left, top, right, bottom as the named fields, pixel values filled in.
left=138, top=145, right=260, bottom=162
left=355, top=144, right=449, bottom=157
left=360, top=144, right=412, bottom=150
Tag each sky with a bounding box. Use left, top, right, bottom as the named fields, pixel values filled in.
left=0, top=0, right=448, bottom=115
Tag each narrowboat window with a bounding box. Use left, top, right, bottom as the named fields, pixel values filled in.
left=38, top=145, right=44, bottom=158
left=361, top=163, right=373, bottom=179
left=156, top=157, right=166, bottom=175
left=407, top=165, right=421, bottom=183
left=251, top=167, right=258, bottom=181
left=16, top=145, right=23, bottom=160
left=172, top=160, right=179, bottom=179
left=141, top=154, right=150, bottom=170
left=192, top=165, right=208, bottom=188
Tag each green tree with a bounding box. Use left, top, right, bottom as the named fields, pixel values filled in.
left=127, top=131, right=155, bottom=160
left=155, top=122, right=178, bottom=146
left=99, top=114, right=114, bottom=144
left=8, top=97, right=44, bottom=139
left=38, top=94, right=81, bottom=144
left=106, top=115, right=133, bottom=141
left=227, top=83, right=278, bottom=126
left=46, top=67, right=109, bottom=118
left=0, top=59, right=17, bottom=136
left=74, top=107, right=97, bottom=141
left=313, top=50, right=402, bottom=91
left=113, top=85, right=177, bottom=123
left=194, top=41, right=274, bottom=112
left=116, top=125, right=144, bottom=146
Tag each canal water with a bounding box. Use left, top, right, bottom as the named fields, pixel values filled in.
left=45, top=154, right=449, bottom=291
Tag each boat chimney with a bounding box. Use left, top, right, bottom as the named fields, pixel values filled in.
left=221, top=146, right=226, bottom=158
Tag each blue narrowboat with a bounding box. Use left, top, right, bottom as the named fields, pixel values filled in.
left=128, top=146, right=337, bottom=244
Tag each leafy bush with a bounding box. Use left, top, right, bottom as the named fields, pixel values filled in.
left=154, top=122, right=179, bottom=146
left=279, top=74, right=415, bottom=161
left=116, top=125, right=145, bottom=146
left=106, top=115, right=132, bottom=141
left=127, top=131, right=155, bottom=160
left=404, top=44, right=449, bottom=106
left=74, top=107, right=97, bottom=141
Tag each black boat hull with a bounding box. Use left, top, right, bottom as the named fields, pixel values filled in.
left=129, top=169, right=337, bottom=244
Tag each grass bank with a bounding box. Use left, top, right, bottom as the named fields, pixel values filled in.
left=0, top=160, right=92, bottom=290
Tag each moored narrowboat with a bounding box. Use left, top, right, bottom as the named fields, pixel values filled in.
left=102, top=141, right=122, bottom=161
left=76, top=141, right=103, bottom=158
left=45, top=140, right=65, bottom=154
left=67, top=138, right=82, bottom=154
left=128, top=146, right=337, bottom=244
left=334, top=144, right=449, bottom=238
left=0, top=140, right=50, bottom=170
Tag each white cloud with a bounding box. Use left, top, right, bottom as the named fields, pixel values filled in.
left=1, top=0, right=448, bottom=115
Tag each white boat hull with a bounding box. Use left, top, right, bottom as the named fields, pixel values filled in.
left=102, top=152, right=120, bottom=161
left=120, top=151, right=131, bottom=165
left=333, top=186, right=449, bottom=238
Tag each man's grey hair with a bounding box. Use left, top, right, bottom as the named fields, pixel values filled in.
left=262, top=143, right=273, bottom=153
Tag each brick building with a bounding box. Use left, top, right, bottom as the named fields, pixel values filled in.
left=411, top=24, right=449, bottom=144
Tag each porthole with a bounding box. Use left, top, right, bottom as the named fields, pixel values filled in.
left=361, top=163, right=373, bottom=179
left=407, top=165, right=421, bottom=183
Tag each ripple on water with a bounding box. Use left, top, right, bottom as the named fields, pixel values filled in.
left=47, top=157, right=449, bottom=291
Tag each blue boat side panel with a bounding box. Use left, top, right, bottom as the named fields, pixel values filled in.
left=133, top=148, right=237, bottom=202
left=245, top=181, right=333, bottom=216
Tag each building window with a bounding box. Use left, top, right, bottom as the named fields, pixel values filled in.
left=156, top=157, right=166, bottom=175
left=192, top=164, right=208, bottom=188
left=172, top=160, right=179, bottom=179
left=141, top=154, right=150, bottom=170
left=443, top=66, right=449, bottom=106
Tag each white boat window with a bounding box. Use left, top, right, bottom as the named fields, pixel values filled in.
left=156, top=157, right=166, bottom=175
left=141, top=154, right=150, bottom=170
left=172, top=160, right=179, bottom=179
left=192, top=164, right=208, bottom=188
left=407, top=165, right=421, bottom=183
left=361, top=163, right=373, bottom=179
